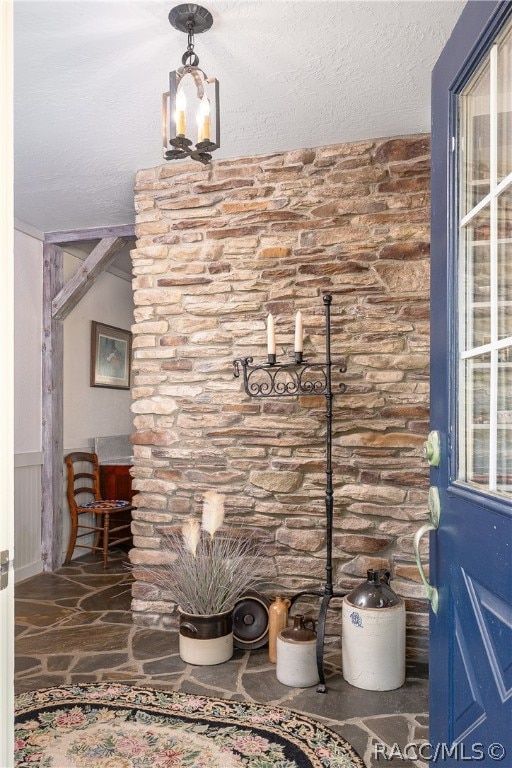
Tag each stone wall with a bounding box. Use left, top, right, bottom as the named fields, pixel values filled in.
left=130, top=134, right=431, bottom=662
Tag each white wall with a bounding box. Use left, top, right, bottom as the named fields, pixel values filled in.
left=14, top=229, right=43, bottom=581
left=13, top=229, right=135, bottom=580
left=14, top=229, right=42, bottom=455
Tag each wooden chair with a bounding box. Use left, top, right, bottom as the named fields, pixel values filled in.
left=65, top=451, right=133, bottom=569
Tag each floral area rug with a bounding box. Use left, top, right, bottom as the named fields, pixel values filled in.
left=15, top=683, right=364, bottom=767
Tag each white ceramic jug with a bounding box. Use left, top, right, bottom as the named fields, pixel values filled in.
left=276, top=615, right=319, bottom=688
left=342, top=569, right=405, bottom=691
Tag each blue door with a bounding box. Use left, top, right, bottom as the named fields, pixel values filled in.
left=428, top=1, right=512, bottom=763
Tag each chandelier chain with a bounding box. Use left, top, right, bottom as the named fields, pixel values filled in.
left=187, top=21, right=195, bottom=51
left=180, top=18, right=198, bottom=66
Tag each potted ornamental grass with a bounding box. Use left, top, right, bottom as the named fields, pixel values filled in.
left=142, top=491, right=262, bottom=665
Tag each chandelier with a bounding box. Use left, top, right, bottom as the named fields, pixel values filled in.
left=162, top=4, right=219, bottom=165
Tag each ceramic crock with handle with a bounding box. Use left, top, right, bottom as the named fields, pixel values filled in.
left=342, top=569, right=405, bottom=691
left=276, top=614, right=320, bottom=688
left=178, top=606, right=233, bottom=666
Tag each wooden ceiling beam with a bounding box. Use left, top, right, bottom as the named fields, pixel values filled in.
left=52, top=236, right=128, bottom=321
left=44, top=224, right=135, bottom=244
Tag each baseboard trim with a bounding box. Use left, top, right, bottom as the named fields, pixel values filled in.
left=15, top=559, right=43, bottom=584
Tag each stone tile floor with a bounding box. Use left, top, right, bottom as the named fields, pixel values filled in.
left=15, top=551, right=429, bottom=768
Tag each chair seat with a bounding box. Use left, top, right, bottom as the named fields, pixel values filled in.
left=80, top=499, right=131, bottom=510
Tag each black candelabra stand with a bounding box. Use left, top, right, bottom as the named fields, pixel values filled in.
left=233, top=294, right=347, bottom=692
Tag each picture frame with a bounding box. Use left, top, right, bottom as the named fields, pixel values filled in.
left=90, top=321, right=132, bottom=390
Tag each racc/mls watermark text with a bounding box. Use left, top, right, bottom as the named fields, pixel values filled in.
left=374, top=742, right=506, bottom=762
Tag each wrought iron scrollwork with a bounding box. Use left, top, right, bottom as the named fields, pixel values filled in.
left=233, top=359, right=346, bottom=398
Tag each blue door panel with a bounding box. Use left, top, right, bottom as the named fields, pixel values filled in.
left=433, top=498, right=512, bottom=758
left=452, top=604, right=487, bottom=739
left=451, top=504, right=512, bottom=742
left=470, top=584, right=512, bottom=698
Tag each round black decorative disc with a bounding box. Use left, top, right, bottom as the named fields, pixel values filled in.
left=232, top=591, right=271, bottom=649
left=168, top=4, right=213, bottom=34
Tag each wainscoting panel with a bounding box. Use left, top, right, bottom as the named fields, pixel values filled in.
left=14, top=452, right=42, bottom=582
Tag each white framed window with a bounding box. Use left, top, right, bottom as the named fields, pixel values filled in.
left=459, top=20, right=512, bottom=494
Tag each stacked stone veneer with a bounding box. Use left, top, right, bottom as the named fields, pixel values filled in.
left=130, top=134, right=431, bottom=662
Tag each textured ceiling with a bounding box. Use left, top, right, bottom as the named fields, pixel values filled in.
left=14, top=0, right=465, bottom=234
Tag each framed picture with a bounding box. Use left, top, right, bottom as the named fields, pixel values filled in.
left=90, top=321, right=132, bottom=389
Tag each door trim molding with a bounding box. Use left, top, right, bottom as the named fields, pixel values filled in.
left=448, top=482, right=512, bottom=519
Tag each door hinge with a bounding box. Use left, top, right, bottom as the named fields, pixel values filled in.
left=0, top=550, right=10, bottom=591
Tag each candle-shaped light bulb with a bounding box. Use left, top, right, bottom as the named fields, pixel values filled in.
left=176, top=88, right=186, bottom=136
left=196, top=110, right=203, bottom=144
left=198, top=94, right=211, bottom=142
left=267, top=313, right=276, bottom=355
left=294, top=311, right=303, bottom=352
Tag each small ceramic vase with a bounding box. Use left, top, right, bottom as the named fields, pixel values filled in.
left=268, top=595, right=291, bottom=663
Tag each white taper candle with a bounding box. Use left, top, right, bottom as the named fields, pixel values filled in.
left=267, top=313, right=276, bottom=355
left=294, top=311, right=303, bottom=352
